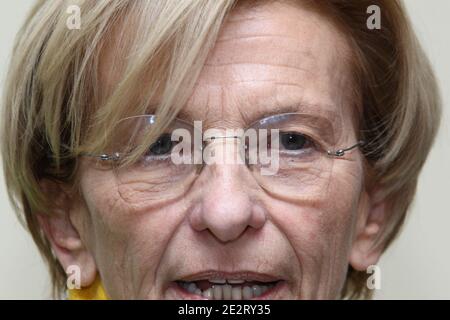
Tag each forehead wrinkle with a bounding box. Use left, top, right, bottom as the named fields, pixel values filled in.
left=204, top=37, right=315, bottom=73
left=219, top=6, right=312, bottom=40
left=197, top=64, right=314, bottom=87
left=177, top=1, right=353, bottom=134
left=207, top=0, right=349, bottom=70
left=215, top=34, right=309, bottom=44
left=219, top=1, right=341, bottom=45
left=180, top=76, right=343, bottom=127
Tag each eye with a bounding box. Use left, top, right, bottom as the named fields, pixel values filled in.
left=279, top=132, right=313, bottom=151
left=148, top=133, right=174, bottom=156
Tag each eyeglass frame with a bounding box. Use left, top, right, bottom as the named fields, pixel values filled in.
left=78, top=114, right=366, bottom=162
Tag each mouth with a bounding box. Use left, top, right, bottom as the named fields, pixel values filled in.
left=170, top=272, right=285, bottom=300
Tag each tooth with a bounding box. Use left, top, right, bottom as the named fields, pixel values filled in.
left=223, top=284, right=232, bottom=299
left=195, top=288, right=202, bottom=296
left=202, top=288, right=213, bottom=299
left=187, top=282, right=197, bottom=293
left=209, top=279, right=226, bottom=284
left=228, top=279, right=245, bottom=284
left=213, top=285, right=223, bottom=300
left=231, top=286, right=242, bottom=300
left=252, top=285, right=262, bottom=297
left=261, top=285, right=269, bottom=294
left=242, top=286, right=253, bottom=299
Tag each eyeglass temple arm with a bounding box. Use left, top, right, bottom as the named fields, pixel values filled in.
left=49, top=144, right=116, bottom=161
left=327, top=140, right=365, bottom=157
left=77, top=152, right=121, bottom=161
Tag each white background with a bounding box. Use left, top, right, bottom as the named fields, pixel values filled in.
left=0, top=1, right=449, bottom=299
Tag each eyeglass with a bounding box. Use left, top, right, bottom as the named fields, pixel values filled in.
left=81, top=113, right=364, bottom=202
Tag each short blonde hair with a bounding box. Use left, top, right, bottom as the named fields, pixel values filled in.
left=1, top=0, right=441, bottom=299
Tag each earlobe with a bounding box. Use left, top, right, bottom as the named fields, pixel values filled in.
left=37, top=179, right=97, bottom=287
left=349, top=189, right=387, bottom=271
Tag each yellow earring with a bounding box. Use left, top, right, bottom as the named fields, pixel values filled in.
left=68, top=274, right=108, bottom=300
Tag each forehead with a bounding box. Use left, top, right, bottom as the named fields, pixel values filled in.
left=181, top=0, right=356, bottom=127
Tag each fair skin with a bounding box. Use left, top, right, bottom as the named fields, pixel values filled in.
left=40, top=1, right=387, bottom=299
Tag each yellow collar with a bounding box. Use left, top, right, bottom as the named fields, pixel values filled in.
left=68, top=275, right=108, bottom=300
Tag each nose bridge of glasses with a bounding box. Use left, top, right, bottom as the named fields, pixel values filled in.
left=204, top=134, right=243, bottom=143
left=201, top=131, right=248, bottom=167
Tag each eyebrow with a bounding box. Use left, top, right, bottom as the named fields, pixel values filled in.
left=240, top=102, right=339, bottom=127
left=145, top=101, right=339, bottom=129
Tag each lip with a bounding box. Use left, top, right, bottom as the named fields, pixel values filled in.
left=166, top=270, right=288, bottom=300
left=168, top=279, right=287, bottom=300
left=176, top=270, right=283, bottom=283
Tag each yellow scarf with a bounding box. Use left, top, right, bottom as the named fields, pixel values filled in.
left=68, top=275, right=108, bottom=300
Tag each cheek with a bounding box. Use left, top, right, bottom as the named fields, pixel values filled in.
left=267, top=158, right=363, bottom=296
left=77, top=168, right=187, bottom=297
left=274, top=159, right=363, bottom=241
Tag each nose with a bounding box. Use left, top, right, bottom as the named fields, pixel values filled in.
left=189, top=158, right=267, bottom=243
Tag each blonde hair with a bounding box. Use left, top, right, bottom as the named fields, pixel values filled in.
left=1, top=0, right=441, bottom=299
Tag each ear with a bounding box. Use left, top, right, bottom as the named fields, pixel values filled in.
left=37, top=179, right=97, bottom=287
left=349, top=187, right=388, bottom=271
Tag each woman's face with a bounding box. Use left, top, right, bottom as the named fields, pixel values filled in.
left=60, top=1, right=383, bottom=299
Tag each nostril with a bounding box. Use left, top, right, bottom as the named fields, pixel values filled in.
left=249, top=204, right=267, bottom=229
left=188, top=204, right=206, bottom=232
